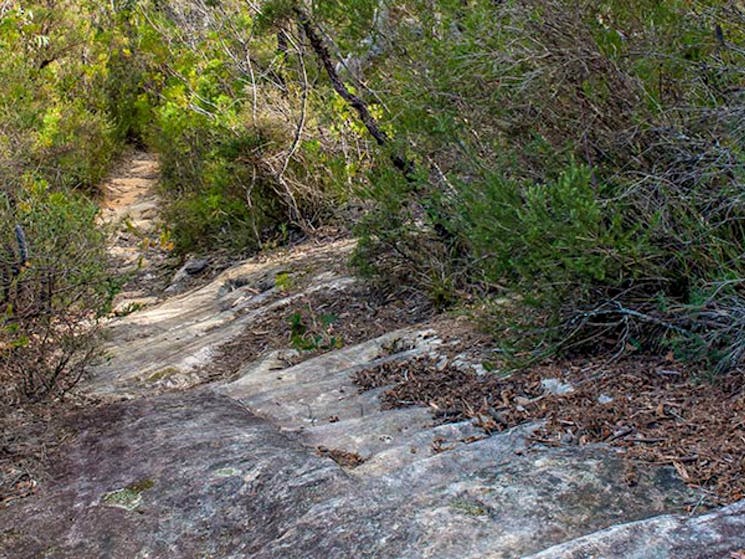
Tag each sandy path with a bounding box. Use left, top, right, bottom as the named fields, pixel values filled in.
left=98, top=151, right=173, bottom=309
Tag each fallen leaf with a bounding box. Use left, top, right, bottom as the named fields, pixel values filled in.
left=673, top=461, right=691, bottom=482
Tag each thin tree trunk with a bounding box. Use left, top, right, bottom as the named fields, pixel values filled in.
left=293, top=7, right=415, bottom=179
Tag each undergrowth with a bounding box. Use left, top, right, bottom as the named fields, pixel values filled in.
left=0, top=2, right=128, bottom=403
left=349, top=0, right=745, bottom=375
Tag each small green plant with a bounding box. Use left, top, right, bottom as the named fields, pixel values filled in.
left=274, top=272, right=293, bottom=292
left=288, top=310, right=343, bottom=352
left=113, top=301, right=144, bottom=317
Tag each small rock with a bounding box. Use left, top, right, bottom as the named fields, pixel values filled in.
left=436, top=356, right=449, bottom=371
left=598, top=394, right=614, bottom=405
left=165, top=259, right=210, bottom=294
left=515, top=396, right=533, bottom=407
left=471, top=363, right=488, bottom=376
left=451, top=355, right=469, bottom=371
left=183, top=258, right=209, bottom=275
left=540, top=378, right=574, bottom=396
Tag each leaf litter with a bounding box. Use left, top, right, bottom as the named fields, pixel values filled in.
left=353, top=326, right=744, bottom=507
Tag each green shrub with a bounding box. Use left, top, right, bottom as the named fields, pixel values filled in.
left=137, top=2, right=360, bottom=256
left=0, top=182, right=119, bottom=401
left=152, top=107, right=294, bottom=254
left=460, top=162, right=648, bottom=288
left=0, top=2, right=128, bottom=192
left=349, top=0, right=745, bottom=372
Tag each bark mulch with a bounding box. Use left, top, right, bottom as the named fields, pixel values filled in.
left=353, top=348, right=744, bottom=506
left=204, top=284, right=434, bottom=382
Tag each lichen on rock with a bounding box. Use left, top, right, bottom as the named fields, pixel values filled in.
left=102, top=478, right=155, bottom=511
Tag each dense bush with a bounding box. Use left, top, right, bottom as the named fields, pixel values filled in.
left=0, top=2, right=125, bottom=192
left=131, top=0, right=362, bottom=254
left=345, top=0, right=745, bottom=371
left=0, top=183, right=117, bottom=401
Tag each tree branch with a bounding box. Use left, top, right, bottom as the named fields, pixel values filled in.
left=293, top=7, right=415, bottom=179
